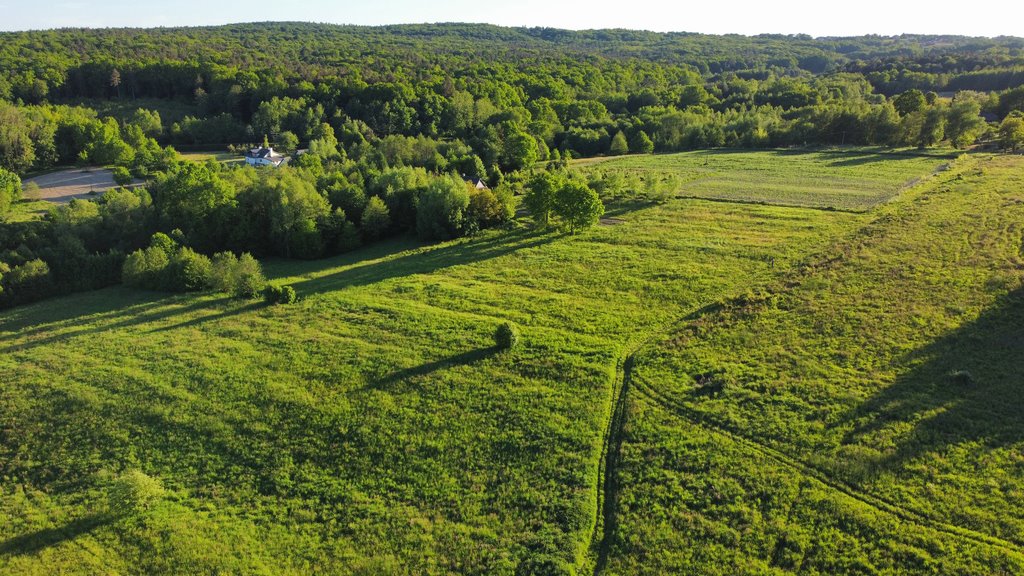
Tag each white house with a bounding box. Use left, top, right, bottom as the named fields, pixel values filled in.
left=244, top=147, right=287, bottom=167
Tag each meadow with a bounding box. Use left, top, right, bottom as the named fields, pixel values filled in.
left=603, top=154, right=1024, bottom=574
left=579, top=149, right=954, bottom=211
left=1, top=149, right=1014, bottom=574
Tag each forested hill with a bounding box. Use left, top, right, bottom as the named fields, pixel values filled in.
left=2, top=22, right=1023, bottom=102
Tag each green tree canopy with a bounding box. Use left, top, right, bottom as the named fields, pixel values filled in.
left=0, top=167, right=20, bottom=215
left=416, top=175, right=470, bottom=240
left=523, top=171, right=563, bottom=227
left=609, top=130, right=630, bottom=155
left=553, top=180, right=603, bottom=233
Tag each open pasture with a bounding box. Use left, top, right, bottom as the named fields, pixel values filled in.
left=602, top=154, right=1024, bottom=574
left=4, top=150, right=1012, bottom=574
left=0, top=187, right=855, bottom=573
left=580, top=149, right=953, bottom=211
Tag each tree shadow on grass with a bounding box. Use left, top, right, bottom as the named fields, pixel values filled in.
left=291, top=225, right=559, bottom=298
left=841, top=286, right=1024, bottom=473
left=0, top=287, right=168, bottom=339
left=370, top=345, right=501, bottom=389
left=2, top=226, right=559, bottom=352
left=0, top=512, right=114, bottom=558
left=0, top=295, right=252, bottom=354
left=145, top=300, right=266, bottom=333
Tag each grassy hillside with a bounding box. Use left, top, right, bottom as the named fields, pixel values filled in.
left=0, top=154, right=863, bottom=573
left=2, top=149, right=1013, bottom=574
left=604, top=154, right=1024, bottom=573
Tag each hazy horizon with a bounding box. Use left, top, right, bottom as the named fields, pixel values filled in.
left=3, top=0, right=1022, bottom=37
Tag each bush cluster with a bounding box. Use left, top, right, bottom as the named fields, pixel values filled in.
left=264, top=284, right=297, bottom=305
left=122, top=232, right=266, bottom=298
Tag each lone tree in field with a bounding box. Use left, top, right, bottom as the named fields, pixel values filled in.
left=554, top=180, right=604, bottom=234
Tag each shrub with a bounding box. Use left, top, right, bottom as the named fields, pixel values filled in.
left=279, top=285, right=297, bottom=304
left=209, top=251, right=266, bottom=298
left=122, top=245, right=170, bottom=289
left=209, top=252, right=238, bottom=293
left=0, top=258, right=54, bottom=307
left=950, top=369, right=975, bottom=386
left=21, top=181, right=41, bottom=200
left=233, top=252, right=266, bottom=298
left=122, top=233, right=212, bottom=292
left=111, top=166, right=133, bottom=186
left=495, top=321, right=520, bottom=350
left=170, top=247, right=212, bottom=291
left=264, top=284, right=284, bottom=304
left=467, top=186, right=510, bottom=230
left=264, top=284, right=296, bottom=305
left=108, top=469, right=164, bottom=517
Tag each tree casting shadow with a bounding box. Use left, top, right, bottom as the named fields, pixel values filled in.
left=0, top=512, right=114, bottom=558
left=370, top=345, right=501, bottom=389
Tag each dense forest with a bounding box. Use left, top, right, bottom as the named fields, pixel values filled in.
left=1, top=23, right=1024, bottom=309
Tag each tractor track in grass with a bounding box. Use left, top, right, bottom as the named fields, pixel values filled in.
left=629, top=373, right=1024, bottom=558
left=587, top=157, right=1024, bottom=571
left=591, top=337, right=1023, bottom=575
left=589, top=305, right=724, bottom=575
left=589, top=157, right=1024, bottom=572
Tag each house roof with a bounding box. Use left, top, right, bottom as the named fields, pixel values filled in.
left=246, top=147, right=285, bottom=160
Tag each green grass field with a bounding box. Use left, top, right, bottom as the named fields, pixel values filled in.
left=579, top=149, right=954, bottom=211
left=3, top=199, right=53, bottom=222
left=604, top=154, right=1024, bottom=574
left=177, top=150, right=246, bottom=165
left=2, top=150, right=1019, bottom=574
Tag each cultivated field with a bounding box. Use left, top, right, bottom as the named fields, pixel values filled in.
left=22, top=168, right=129, bottom=204
left=579, top=149, right=954, bottom=211
left=3, top=150, right=1017, bottom=574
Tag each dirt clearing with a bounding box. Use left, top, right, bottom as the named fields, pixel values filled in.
left=23, top=168, right=132, bottom=204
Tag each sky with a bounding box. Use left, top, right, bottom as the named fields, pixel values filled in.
left=1, top=0, right=1022, bottom=36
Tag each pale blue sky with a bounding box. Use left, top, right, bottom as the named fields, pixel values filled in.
left=2, top=0, right=1022, bottom=36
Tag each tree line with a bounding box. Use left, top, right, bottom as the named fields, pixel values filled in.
left=3, top=23, right=1024, bottom=309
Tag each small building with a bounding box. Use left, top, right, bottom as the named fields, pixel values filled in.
left=471, top=178, right=489, bottom=190
left=244, top=147, right=287, bottom=167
